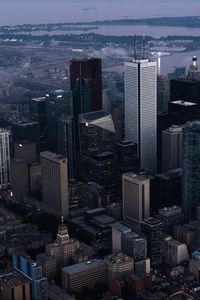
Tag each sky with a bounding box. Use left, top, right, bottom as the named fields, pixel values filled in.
left=0, top=0, right=200, bottom=25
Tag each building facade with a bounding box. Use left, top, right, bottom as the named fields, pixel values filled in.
left=0, top=128, right=10, bottom=188
left=40, top=151, right=69, bottom=219
left=124, top=59, right=157, bottom=173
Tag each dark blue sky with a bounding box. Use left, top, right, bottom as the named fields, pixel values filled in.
left=0, top=0, right=199, bottom=25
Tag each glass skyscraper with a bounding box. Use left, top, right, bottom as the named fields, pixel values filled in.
left=182, top=121, right=200, bottom=221
left=0, top=128, right=10, bottom=189
left=124, top=59, right=157, bottom=174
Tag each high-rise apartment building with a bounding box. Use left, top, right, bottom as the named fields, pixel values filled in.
left=0, top=128, right=10, bottom=188
left=123, top=173, right=150, bottom=232
left=40, top=151, right=69, bottom=219
left=124, top=59, right=157, bottom=173
left=70, top=58, right=102, bottom=113
left=162, top=125, right=183, bottom=172
left=182, top=121, right=200, bottom=221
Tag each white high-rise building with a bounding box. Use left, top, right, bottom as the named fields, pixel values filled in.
left=124, top=59, right=157, bottom=173
left=0, top=128, right=10, bottom=188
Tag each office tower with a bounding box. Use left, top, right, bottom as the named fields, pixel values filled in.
left=10, top=158, right=29, bottom=200
left=168, top=66, right=186, bottom=80
left=72, top=78, right=92, bottom=116
left=182, top=121, right=200, bottom=221
left=124, top=59, right=157, bottom=173
left=174, top=224, right=196, bottom=246
left=0, top=272, right=31, bottom=300
left=104, top=253, right=134, bottom=280
left=170, top=78, right=200, bottom=104
left=79, top=110, right=116, bottom=182
left=162, top=125, right=183, bottom=172
left=30, top=97, right=47, bottom=151
left=79, top=111, right=115, bottom=158
left=46, top=89, right=72, bottom=153
left=189, top=251, right=200, bottom=280
left=187, top=56, right=200, bottom=81
left=141, top=218, right=162, bottom=266
left=157, top=206, right=184, bottom=235
left=62, top=259, right=107, bottom=293
left=14, top=140, right=37, bottom=163
left=40, top=151, right=69, bottom=219
left=10, top=120, right=40, bottom=154
left=70, top=58, right=102, bottom=113
left=116, top=140, right=138, bottom=197
left=197, top=207, right=200, bottom=246
left=116, top=141, right=138, bottom=174
left=157, top=75, right=170, bottom=113
left=111, top=222, right=131, bottom=253
left=155, top=169, right=182, bottom=210
left=168, top=100, right=199, bottom=125
left=163, top=236, right=189, bottom=267
left=123, top=173, right=150, bottom=232
left=102, top=88, right=111, bottom=113
left=0, top=128, right=10, bottom=188
left=111, top=103, right=123, bottom=142
left=29, top=162, right=42, bottom=196
left=121, top=232, right=147, bottom=261
left=13, top=252, right=48, bottom=300
left=58, top=116, right=76, bottom=179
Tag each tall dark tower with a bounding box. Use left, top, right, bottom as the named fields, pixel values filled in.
left=69, top=58, right=102, bottom=114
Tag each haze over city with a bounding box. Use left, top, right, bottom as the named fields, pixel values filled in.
left=2, top=0, right=200, bottom=300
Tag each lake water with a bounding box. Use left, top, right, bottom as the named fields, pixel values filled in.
left=0, top=0, right=200, bottom=25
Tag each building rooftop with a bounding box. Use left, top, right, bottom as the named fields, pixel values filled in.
left=40, top=151, right=67, bottom=163
left=0, top=271, right=31, bottom=287
left=32, top=97, right=46, bottom=102
left=111, top=222, right=131, bottom=233
left=123, top=172, right=150, bottom=182
left=159, top=206, right=183, bottom=217
left=171, top=100, right=197, bottom=107
left=104, top=252, right=133, bottom=265
left=62, top=259, right=105, bottom=275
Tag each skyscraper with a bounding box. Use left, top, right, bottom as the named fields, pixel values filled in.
left=182, top=121, right=200, bottom=221
left=40, top=151, right=69, bottom=219
left=141, top=217, right=162, bottom=266
left=162, top=125, right=183, bottom=172
left=58, top=116, right=76, bottom=179
left=30, top=97, right=47, bottom=151
left=46, top=90, right=72, bottom=153
left=0, top=128, right=10, bottom=188
left=70, top=58, right=102, bottom=113
left=124, top=59, right=157, bottom=173
left=123, top=173, right=150, bottom=232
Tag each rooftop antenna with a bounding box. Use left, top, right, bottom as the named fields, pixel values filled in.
left=142, top=34, right=146, bottom=59
left=134, top=34, right=137, bottom=60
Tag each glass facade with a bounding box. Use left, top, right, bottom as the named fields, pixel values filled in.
left=46, top=90, right=72, bottom=153
left=78, top=111, right=116, bottom=187
left=182, top=121, right=200, bottom=221
left=0, top=128, right=10, bottom=189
